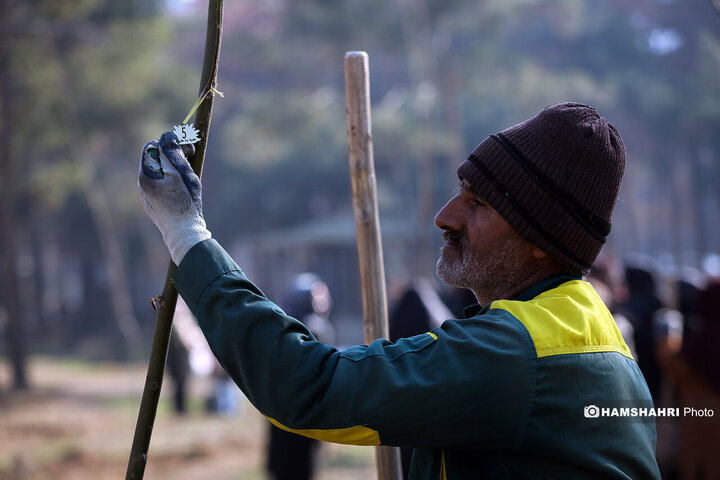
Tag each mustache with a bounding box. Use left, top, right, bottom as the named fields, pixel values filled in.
left=442, top=230, right=466, bottom=248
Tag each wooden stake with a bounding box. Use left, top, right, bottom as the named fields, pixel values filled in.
left=125, top=1, right=224, bottom=478
left=344, top=51, right=403, bottom=480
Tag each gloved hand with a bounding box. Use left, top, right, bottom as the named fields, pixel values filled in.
left=138, top=131, right=211, bottom=265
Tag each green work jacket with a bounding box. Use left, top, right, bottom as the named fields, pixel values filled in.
left=175, top=239, right=660, bottom=479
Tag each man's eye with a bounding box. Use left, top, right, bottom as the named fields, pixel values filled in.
left=472, top=198, right=486, bottom=207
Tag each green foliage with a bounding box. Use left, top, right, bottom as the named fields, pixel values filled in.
left=3, top=0, right=720, bottom=356
left=176, top=0, right=720, bottom=260
left=2, top=0, right=180, bottom=213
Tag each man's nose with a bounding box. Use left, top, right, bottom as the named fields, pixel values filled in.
left=434, top=194, right=464, bottom=232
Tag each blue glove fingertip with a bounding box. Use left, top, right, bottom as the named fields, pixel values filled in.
left=159, top=131, right=203, bottom=210
left=140, top=140, right=164, bottom=180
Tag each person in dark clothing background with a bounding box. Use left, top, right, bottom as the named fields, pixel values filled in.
left=266, top=273, right=335, bottom=480
left=621, top=265, right=664, bottom=401
left=388, top=278, right=453, bottom=479
left=656, top=278, right=720, bottom=479
left=166, top=331, right=191, bottom=414
left=681, top=280, right=720, bottom=394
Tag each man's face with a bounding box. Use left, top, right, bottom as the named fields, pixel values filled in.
left=434, top=180, right=535, bottom=300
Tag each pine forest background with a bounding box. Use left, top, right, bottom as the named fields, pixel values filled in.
left=1, top=0, right=720, bottom=387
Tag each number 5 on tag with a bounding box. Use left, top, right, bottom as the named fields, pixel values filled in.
left=172, top=123, right=201, bottom=145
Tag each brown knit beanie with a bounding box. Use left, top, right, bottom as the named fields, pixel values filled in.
left=457, top=102, right=625, bottom=275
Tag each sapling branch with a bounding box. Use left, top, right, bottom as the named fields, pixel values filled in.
left=125, top=1, right=224, bottom=479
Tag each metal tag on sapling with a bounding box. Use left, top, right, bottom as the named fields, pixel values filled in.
left=172, top=123, right=201, bottom=145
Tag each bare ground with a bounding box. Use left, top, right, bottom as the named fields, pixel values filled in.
left=0, top=357, right=375, bottom=479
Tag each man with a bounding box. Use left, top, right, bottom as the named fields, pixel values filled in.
left=138, top=102, right=660, bottom=478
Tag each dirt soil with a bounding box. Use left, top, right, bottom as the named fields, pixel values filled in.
left=0, top=357, right=375, bottom=480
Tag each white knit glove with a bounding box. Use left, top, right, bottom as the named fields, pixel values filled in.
left=138, top=131, right=211, bottom=265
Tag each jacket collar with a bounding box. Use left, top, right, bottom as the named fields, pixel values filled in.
left=462, top=274, right=582, bottom=318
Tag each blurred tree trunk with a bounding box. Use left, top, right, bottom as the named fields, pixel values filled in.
left=82, top=174, right=143, bottom=360
left=0, top=204, right=29, bottom=390
left=47, top=33, right=143, bottom=361
left=396, top=0, right=439, bottom=277
left=0, top=2, right=29, bottom=390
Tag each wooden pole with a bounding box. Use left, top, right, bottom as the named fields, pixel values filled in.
left=125, top=1, right=223, bottom=478
left=344, top=51, right=403, bottom=480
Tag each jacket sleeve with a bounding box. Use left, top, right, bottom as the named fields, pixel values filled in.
left=174, top=239, right=537, bottom=450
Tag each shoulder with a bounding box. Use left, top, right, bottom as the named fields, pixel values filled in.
left=490, top=280, right=633, bottom=359
left=436, top=307, right=538, bottom=364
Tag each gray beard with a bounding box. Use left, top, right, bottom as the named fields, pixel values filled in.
left=436, top=230, right=532, bottom=303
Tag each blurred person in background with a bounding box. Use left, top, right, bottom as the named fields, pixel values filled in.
left=166, top=331, right=191, bottom=414
left=167, top=296, right=219, bottom=414
left=585, top=251, right=637, bottom=359
left=619, top=264, right=664, bottom=402
left=388, top=278, right=450, bottom=342
left=438, top=285, right=478, bottom=320
left=266, top=273, right=335, bottom=480
left=169, top=296, right=244, bottom=416
left=388, top=277, right=453, bottom=479
left=651, top=273, right=703, bottom=479
left=138, top=103, right=660, bottom=478
left=656, top=278, right=720, bottom=480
